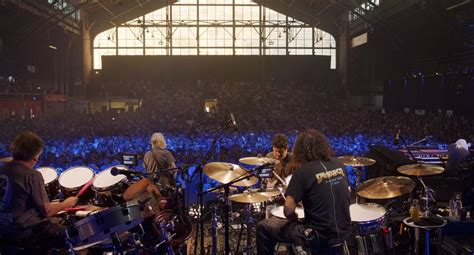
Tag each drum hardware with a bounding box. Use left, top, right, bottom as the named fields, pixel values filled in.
left=189, top=114, right=236, bottom=255
left=211, top=204, right=218, bottom=255
left=152, top=210, right=193, bottom=252
left=417, top=177, right=436, bottom=217
left=201, top=162, right=272, bottom=255
left=155, top=219, right=176, bottom=255
left=245, top=203, right=255, bottom=255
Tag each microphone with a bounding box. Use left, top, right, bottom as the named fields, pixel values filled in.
left=230, top=113, right=238, bottom=130
left=110, top=167, right=143, bottom=177
left=394, top=130, right=401, bottom=145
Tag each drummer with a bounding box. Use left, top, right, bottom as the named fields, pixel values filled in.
left=0, top=132, right=78, bottom=250
left=266, top=133, right=293, bottom=187
left=257, top=129, right=351, bottom=254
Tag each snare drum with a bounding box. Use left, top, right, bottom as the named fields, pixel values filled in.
left=271, top=206, right=305, bottom=219
left=59, top=166, right=95, bottom=202
left=36, top=167, right=59, bottom=200
left=92, top=166, right=129, bottom=207
left=349, top=203, right=386, bottom=235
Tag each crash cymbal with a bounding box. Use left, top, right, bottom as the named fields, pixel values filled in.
left=229, top=192, right=270, bottom=203
left=249, top=187, right=282, bottom=197
left=203, top=162, right=258, bottom=187
left=397, top=164, right=445, bottom=177
left=0, top=157, right=13, bottom=163
left=357, top=176, right=415, bottom=200
left=338, top=156, right=376, bottom=167
left=239, top=157, right=280, bottom=166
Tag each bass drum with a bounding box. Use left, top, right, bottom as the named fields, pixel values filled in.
left=152, top=210, right=192, bottom=249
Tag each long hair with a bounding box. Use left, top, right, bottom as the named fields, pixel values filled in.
left=291, top=129, right=334, bottom=168
left=151, top=133, right=167, bottom=150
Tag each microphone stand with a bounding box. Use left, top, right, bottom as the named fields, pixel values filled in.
left=199, top=163, right=269, bottom=255
left=192, top=117, right=234, bottom=255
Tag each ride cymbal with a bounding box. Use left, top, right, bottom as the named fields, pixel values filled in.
left=397, top=164, right=445, bottom=177
left=239, top=157, right=280, bottom=166
left=338, top=156, right=376, bottom=167
left=203, top=162, right=258, bottom=187
left=357, top=176, right=415, bottom=199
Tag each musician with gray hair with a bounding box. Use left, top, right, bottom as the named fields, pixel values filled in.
left=143, top=133, right=177, bottom=187
left=446, top=138, right=472, bottom=176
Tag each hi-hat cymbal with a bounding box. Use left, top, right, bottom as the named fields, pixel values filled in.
left=0, top=157, right=13, bottom=163
left=357, top=176, right=415, bottom=200
left=239, top=157, right=280, bottom=166
left=229, top=192, right=270, bottom=203
left=397, top=164, right=445, bottom=177
left=203, top=162, right=258, bottom=187
left=338, top=156, right=376, bottom=167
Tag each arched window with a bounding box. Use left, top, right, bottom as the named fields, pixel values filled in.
left=93, top=0, right=336, bottom=69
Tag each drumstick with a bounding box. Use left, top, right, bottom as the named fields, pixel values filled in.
left=77, top=178, right=94, bottom=198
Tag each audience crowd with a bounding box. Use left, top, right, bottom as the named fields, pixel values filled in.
left=1, top=80, right=473, bottom=178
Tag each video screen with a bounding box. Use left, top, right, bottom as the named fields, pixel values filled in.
left=122, top=153, right=138, bottom=166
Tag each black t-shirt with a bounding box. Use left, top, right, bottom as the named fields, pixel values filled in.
left=286, top=158, right=351, bottom=244
left=0, top=162, right=49, bottom=239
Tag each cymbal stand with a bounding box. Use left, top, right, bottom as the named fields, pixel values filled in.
left=211, top=204, right=218, bottom=255
left=399, top=133, right=436, bottom=215
left=245, top=204, right=255, bottom=255
left=192, top=117, right=234, bottom=255
left=201, top=163, right=271, bottom=255
left=417, top=177, right=436, bottom=217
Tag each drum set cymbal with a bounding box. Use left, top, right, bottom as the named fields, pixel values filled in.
left=203, top=162, right=258, bottom=187
left=357, top=176, right=416, bottom=200
left=239, top=157, right=280, bottom=166
left=397, top=163, right=445, bottom=177
left=0, top=157, right=13, bottom=163
left=338, top=156, right=376, bottom=167
left=229, top=192, right=270, bottom=204
left=249, top=187, right=282, bottom=198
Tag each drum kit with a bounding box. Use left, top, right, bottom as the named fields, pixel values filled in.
left=35, top=165, right=192, bottom=254
left=202, top=155, right=446, bottom=255
left=339, top=157, right=446, bottom=254
left=32, top=152, right=446, bottom=254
